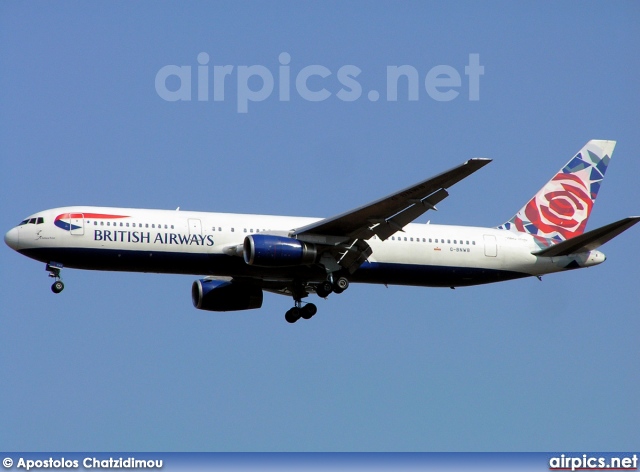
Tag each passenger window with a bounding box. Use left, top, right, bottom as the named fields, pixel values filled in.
left=171, top=225, right=175, bottom=229
left=101, top=221, right=104, bottom=226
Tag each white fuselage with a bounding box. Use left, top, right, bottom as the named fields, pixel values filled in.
left=5, top=206, right=605, bottom=288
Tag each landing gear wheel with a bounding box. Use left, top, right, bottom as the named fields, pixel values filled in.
left=51, top=280, right=64, bottom=294
left=332, top=277, right=349, bottom=294
left=301, top=303, right=317, bottom=319
left=316, top=281, right=333, bottom=298
left=285, top=307, right=301, bottom=323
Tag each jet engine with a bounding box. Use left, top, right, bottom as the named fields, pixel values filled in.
left=243, top=234, right=317, bottom=267
left=192, top=279, right=263, bottom=311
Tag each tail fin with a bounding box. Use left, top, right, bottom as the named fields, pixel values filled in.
left=498, top=140, right=616, bottom=242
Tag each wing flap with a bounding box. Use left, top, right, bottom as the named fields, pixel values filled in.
left=369, top=187, right=450, bottom=240
left=533, top=216, right=640, bottom=257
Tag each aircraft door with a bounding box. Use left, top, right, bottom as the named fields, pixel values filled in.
left=188, top=218, right=202, bottom=235
left=483, top=234, right=497, bottom=257
left=70, top=213, right=84, bottom=235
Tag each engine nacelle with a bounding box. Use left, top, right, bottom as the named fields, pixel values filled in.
left=243, top=234, right=317, bottom=267
left=192, top=279, right=263, bottom=312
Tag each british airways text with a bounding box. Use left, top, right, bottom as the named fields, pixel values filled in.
left=94, top=230, right=214, bottom=246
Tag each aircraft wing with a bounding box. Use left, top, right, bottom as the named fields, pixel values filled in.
left=291, top=158, right=491, bottom=273
left=293, top=158, right=492, bottom=244
left=533, top=216, right=640, bottom=257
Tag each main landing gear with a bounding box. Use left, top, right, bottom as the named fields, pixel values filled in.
left=46, top=262, right=65, bottom=294
left=284, top=276, right=349, bottom=323
left=285, top=302, right=317, bottom=323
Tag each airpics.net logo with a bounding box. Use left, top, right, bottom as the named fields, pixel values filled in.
left=155, top=52, right=484, bottom=113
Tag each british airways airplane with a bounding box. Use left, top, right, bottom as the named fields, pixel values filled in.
left=5, top=140, right=638, bottom=323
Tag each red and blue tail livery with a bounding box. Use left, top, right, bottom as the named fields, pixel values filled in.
left=5, top=140, right=638, bottom=323
left=498, top=140, right=615, bottom=242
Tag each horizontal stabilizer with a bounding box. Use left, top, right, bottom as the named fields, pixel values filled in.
left=533, top=216, right=640, bottom=257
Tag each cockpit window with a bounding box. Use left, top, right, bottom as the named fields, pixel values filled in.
left=18, top=217, right=44, bottom=225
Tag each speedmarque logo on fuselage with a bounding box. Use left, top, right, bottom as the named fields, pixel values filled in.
left=54, top=212, right=130, bottom=231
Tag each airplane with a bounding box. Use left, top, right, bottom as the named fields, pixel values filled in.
left=4, top=139, right=639, bottom=323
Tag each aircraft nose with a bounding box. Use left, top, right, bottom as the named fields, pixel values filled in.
left=4, top=227, right=20, bottom=250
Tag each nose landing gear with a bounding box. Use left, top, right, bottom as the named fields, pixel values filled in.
left=46, top=262, right=64, bottom=294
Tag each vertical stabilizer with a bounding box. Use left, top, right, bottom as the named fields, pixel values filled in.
left=498, top=140, right=616, bottom=242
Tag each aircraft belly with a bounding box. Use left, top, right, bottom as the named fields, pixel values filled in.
left=351, top=261, right=529, bottom=287
left=16, top=247, right=327, bottom=280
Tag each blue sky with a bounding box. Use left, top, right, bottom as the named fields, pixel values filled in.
left=1, top=2, right=638, bottom=452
